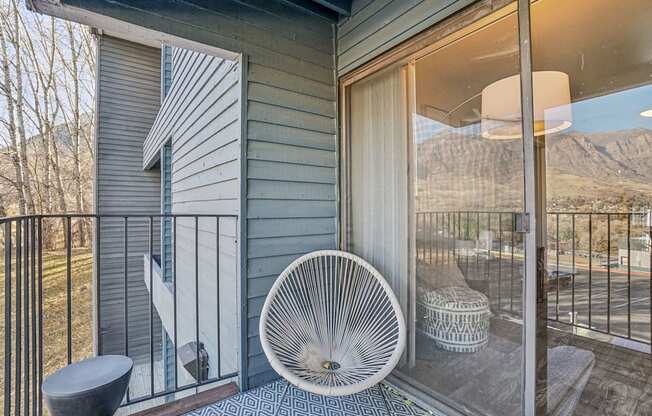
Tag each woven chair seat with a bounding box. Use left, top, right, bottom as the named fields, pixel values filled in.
left=259, top=250, right=406, bottom=396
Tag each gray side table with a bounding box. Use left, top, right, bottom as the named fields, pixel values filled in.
left=42, top=355, right=133, bottom=416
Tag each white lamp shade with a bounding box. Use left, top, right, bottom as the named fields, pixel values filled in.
left=481, top=71, right=572, bottom=139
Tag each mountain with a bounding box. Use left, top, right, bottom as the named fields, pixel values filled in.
left=416, top=127, right=652, bottom=213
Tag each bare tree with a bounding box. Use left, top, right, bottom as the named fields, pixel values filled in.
left=10, top=0, right=35, bottom=213
left=0, top=5, right=26, bottom=214
left=55, top=20, right=86, bottom=244
left=0, top=0, right=95, bottom=247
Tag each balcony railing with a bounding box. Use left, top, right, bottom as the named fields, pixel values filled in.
left=416, top=210, right=652, bottom=348
left=1, top=213, right=238, bottom=416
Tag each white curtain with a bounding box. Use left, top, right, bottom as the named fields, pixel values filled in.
left=348, top=65, right=409, bottom=317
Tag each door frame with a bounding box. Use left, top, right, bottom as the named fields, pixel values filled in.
left=337, top=1, right=539, bottom=415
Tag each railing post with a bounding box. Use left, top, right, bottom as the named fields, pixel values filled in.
left=23, top=217, right=30, bottom=416
left=476, top=212, right=480, bottom=273
left=428, top=212, right=433, bottom=264
left=149, top=216, right=154, bottom=397
left=498, top=213, right=503, bottom=310
left=607, top=214, right=611, bottom=333
left=465, top=212, right=470, bottom=273
left=15, top=219, right=22, bottom=415
left=195, top=216, right=200, bottom=384
left=571, top=214, right=575, bottom=324
left=215, top=217, right=221, bottom=379
left=627, top=213, right=631, bottom=338
left=486, top=213, right=491, bottom=279
left=31, top=218, right=37, bottom=416
left=4, top=220, right=12, bottom=416
left=447, top=213, right=451, bottom=264
left=37, top=217, right=43, bottom=416
left=173, top=216, right=178, bottom=391
left=458, top=211, right=462, bottom=264
left=124, top=217, right=130, bottom=402
left=588, top=214, right=592, bottom=328
left=435, top=213, right=439, bottom=264
left=510, top=216, right=515, bottom=314
left=66, top=216, right=72, bottom=364
left=95, top=216, right=102, bottom=356
left=555, top=213, right=560, bottom=321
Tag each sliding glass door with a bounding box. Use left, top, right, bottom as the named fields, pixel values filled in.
left=343, top=2, right=531, bottom=415
left=343, top=0, right=652, bottom=414
left=530, top=0, right=652, bottom=414
left=402, top=6, right=527, bottom=415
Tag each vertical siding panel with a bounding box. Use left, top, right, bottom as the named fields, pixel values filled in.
left=95, top=36, right=162, bottom=369
left=161, top=45, right=173, bottom=100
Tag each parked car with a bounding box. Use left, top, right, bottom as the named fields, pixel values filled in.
left=548, top=271, right=573, bottom=289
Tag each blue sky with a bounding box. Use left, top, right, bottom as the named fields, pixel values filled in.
left=569, top=84, right=652, bottom=133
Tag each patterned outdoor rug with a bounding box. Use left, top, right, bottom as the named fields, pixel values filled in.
left=185, top=380, right=431, bottom=416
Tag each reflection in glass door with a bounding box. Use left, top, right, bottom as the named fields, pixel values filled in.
left=530, top=0, right=652, bottom=414
left=402, top=5, right=526, bottom=416
left=345, top=3, right=532, bottom=415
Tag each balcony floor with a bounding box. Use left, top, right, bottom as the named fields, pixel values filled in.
left=185, top=380, right=430, bottom=416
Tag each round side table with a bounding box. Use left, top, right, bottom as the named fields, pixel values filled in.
left=42, top=355, right=133, bottom=416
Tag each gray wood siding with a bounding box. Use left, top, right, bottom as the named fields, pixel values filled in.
left=33, top=0, right=503, bottom=390
left=161, top=45, right=173, bottom=101
left=145, top=48, right=241, bottom=385
left=95, top=35, right=163, bottom=363
left=245, top=59, right=338, bottom=385
left=44, top=0, right=338, bottom=389
left=337, top=0, right=476, bottom=74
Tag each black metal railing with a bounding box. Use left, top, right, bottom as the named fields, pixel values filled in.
left=416, top=210, right=652, bottom=347
left=415, top=210, right=524, bottom=316
left=545, top=211, right=651, bottom=347
left=1, top=213, right=238, bottom=416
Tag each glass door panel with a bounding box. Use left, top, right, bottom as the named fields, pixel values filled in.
left=530, top=0, right=652, bottom=414
left=402, top=5, right=525, bottom=416
left=346, top=3, right=530, bottom=415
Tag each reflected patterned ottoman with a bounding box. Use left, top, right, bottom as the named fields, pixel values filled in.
left=417, top=286, right=491, bottom=353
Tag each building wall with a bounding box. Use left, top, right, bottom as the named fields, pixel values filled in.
left=95, top=35, right=162, bottom=360
left=33, top=0, right=538, bottom=393
left=337, top=0, right=476, bottom=74
left=144, top=47, right=241, bottom=385
left=94, top=0, right=340, bottom=389
left=243, top=40, right=338, bottom=388
left=36, top=0, right=491, bottom=390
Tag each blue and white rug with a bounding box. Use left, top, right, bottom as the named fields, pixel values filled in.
left=186, top=380, right=430, bottom=416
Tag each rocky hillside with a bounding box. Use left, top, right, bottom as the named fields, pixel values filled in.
left=416, top=127, right=652, bottom=212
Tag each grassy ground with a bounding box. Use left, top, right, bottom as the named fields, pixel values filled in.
left=0, top=248, right=93, bottom=412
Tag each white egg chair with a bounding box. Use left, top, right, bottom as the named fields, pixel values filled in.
left=259, top=250, right=406, bottom=415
